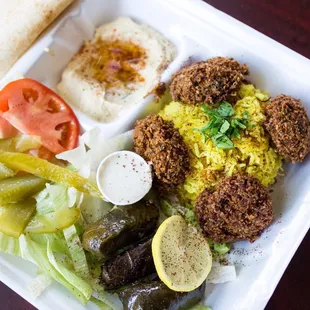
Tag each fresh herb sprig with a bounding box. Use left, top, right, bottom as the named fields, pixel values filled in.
left=195, top=102, right=251, bottom=149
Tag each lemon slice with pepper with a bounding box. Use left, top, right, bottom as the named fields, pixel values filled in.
left=152, top=215, right=212, bottom=292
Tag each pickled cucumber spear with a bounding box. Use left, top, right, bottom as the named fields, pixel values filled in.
left=0, top=151, right=102, bottom=199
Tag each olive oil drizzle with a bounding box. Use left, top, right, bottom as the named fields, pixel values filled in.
left=79, top=39, right=147, bottom=89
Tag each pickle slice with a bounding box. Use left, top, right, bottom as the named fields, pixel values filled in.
left=25, top=207, right=81, bottom=234
left=0, top=163, right=15, bottom=180
left=0, top=151, right=102, bottom=199
left=0, top=175, right=46, bottom=204
left=0, top=198, right=36, bottom=238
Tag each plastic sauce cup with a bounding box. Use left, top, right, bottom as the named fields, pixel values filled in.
left=96, top=150, right=153, bottom=205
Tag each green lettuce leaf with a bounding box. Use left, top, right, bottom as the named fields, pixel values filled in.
left=0, top=183, right=121, bottom=309
left=0, top=231, right=119, bottom=308
left=34, top=183, right=82, bottom=215
left=209, top=240, right=231, bottom=255
left=27, top=272, right=52, bottom=299
left=190, top=304, right=212, bottom=310
left=63, top=225, right=89, bottom=279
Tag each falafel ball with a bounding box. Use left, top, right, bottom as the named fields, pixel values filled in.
left=133, top=114, right=189, bottom=192
left=195, top=174, right=273, bottom=243
left=264, top=95, right=310, bottom=163
left=170, top=57, right=248, bottom=105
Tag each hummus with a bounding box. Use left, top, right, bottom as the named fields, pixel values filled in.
left=57, top=17, right=176, bottom=122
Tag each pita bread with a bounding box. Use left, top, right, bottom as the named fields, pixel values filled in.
left=0, top=0, right=74, bottom=79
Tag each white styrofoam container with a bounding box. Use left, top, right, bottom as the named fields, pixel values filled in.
left=1, top=0, right=310, bottom=309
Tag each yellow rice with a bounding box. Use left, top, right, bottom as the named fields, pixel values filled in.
left=159, top=84, right=282, bottom=205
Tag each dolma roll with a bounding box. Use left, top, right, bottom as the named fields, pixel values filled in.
left=101, top=238, right=155, bottom=289
left=82, top=200, right=159, bottom=258
left=119, top=280, right=206, bottom=310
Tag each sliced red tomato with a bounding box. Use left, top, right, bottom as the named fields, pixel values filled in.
left=0, top=79, right=80, bottom=154
left=0, top=115, right=18, bottom=139
left=37, top=146, right=54, bottom=161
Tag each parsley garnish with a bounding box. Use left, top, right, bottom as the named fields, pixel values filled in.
left=195, top=101, right=251, bottom=149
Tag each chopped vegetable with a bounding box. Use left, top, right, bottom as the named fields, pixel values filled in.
left=0, top=151, right=102, bottom=198
left=0, top=78, right=79, bottom=154
left=82, top=201, right=159, bottom=259
left=63, top=225, right=89, bottom=279
left=30, top=233, right=92, bottom=304
left=0, top=163, right=15, bottom=180
left=0, top=134, right=41, bottom=152
left=80, top=194, right=113, bottom=225
left=0, top=198, right=36, bottom=238
left=190, top=304, right=212, bottom=310
left=160, top=199, right=199, bottom=228
left=0, top=230, right=121, bottom=306
left=90, top=296, right=114, bottom=310
left=0, top=175, right=46, bottom=204
left=212, top=242, right=231, bottom=255
left=34, top=183, right=82, bottom=215
left=160, top=199, right=181, bottom=217
left=46, top=236, right=93, bottom=301
left=27, top=273, right=53, bottom=300
left=195, top=101, right=251, bottom=149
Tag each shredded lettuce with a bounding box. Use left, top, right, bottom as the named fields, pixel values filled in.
left=63, top=225, right=89, bottom=279
left=23, top=231, right=92, bottom=303
left=46, top=236, right=92, bottom=302
left=27, top=273, right=52, bottom=299
left=0, top=230, right=119, bottom=308
left=34, top=184, right=82, bottom=214
left=190, top=305, right=212, bottom=310
left=213, top=242, right=231, bottom=255
left=160, top=198, right=199, bottom=228
left=90, top=296, right=113, bottom=310
left=209, top=241, right=231, bottom=255
left=0, top=231, right=22, bottom=257
left=80, top=194, right=112, bottom=225
left=0, top=182, right=120, bottom=309
left=160, top=199, right=180, bottom=217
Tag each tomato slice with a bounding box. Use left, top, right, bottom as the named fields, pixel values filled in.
left=0, top=79, right=80, bottom=154
left=0, top=115, right=18, bottom=139
left=37, top=147, right=54, bottom=161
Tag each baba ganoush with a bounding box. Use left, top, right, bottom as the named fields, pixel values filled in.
left=57, top=17, right=176, bottom=122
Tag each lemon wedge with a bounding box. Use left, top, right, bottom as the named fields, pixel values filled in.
left=152, top=215, right=212, bottom=292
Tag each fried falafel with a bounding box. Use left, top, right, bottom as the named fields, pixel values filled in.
left=170, top=57, right=248, bottom=105
left=195, top=174, right=273, bottom=243
left=133, top=114, right=190, bottom=192
left=264, top=95, right=310, bottom=163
